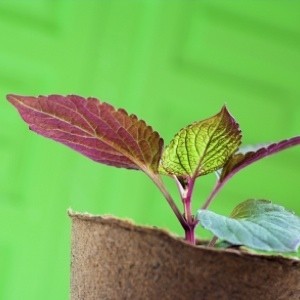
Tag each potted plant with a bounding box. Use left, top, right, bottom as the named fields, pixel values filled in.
left=7, top=94, right=300, bottom=299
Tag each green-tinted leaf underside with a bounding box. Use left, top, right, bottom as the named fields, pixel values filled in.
left=159, top=106, right=241, bottom=178
left=197, top=199, right=300, bottom=252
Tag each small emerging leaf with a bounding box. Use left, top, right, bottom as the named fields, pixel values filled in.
left=220, top=137, right=300, bottom=183
left=197, top=200, right=300, bottom=252
left=159, top=106, right=241, bottom=178
left=7, top=95, right=163, bottom=173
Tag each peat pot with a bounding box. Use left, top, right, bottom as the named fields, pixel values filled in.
left=69, top=211, right=300, bottom=300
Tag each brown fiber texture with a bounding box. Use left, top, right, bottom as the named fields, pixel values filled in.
left=70, top=211, right=300, bottom=300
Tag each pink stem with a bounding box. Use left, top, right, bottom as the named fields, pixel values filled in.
left=185, top=224, right=196, bottom=244
left=183, top=179, right=194, bottom=223
left=182, top=177, right=197, bottom=245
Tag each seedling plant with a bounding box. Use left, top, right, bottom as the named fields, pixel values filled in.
left=7, top=94, right=300, bottom=253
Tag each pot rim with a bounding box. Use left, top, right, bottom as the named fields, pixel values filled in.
left=68, top=209, right=300, bottom=266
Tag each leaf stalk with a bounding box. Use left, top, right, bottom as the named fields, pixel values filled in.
left=150, top=173, right=187, bottom=230
left=201, top=180, right=224, bottom=210
left=175, top=176, right=198, bottom=245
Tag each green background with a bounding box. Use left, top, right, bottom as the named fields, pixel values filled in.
left=1, top=1, right=300, bottom=299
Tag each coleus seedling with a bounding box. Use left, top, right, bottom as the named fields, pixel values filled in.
left=7, top=94, right=300, bottom=253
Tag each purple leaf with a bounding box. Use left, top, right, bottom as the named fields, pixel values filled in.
left=220, top=137, right=300, bottom=183
left=7, top=94, right=163, bottom=173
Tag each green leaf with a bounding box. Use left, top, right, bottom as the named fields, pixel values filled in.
left=196, top=199, right=300, bottom=252
left=159, top=106, right=241, bottom=178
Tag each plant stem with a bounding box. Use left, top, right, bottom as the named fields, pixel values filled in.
left=179, top=177, right=197, bottom=245
left=201, top=180, right=224, bottom=210
left=149, top=172, right=198, bottom=245
left=208, top=236, right=218, bottom=247
left=183, top=178, right=195, bottom=224
left=183, top=198, right=192, bottom=224
left=185, top=224, right=196, bottom=244
left=150, top=174, right=187, bottom=229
